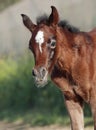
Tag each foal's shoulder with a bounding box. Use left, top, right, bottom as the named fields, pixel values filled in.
left=73, top=31, right=93, bottom=48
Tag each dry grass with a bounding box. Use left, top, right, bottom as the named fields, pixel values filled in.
left=0, top=122, right=93, bottom=130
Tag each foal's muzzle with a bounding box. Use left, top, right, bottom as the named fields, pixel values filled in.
left=32, top=67, right=48, bottom=87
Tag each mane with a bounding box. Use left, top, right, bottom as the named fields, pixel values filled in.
left=58, top=20, right=80, bottom=33
left=36, top=15, right=80, bottom=33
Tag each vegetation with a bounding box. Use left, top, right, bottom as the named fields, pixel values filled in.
left=0, top=52, right=93, bottom=126
left=0, top=0, right=21, bottom=11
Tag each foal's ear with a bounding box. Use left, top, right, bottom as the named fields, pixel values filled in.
left=48, top=6, right=59, bottom=26
left=21, top=14, right=36, bottom=32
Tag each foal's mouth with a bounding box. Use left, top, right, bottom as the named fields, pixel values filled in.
left=35, top=79, right=48, bottom=88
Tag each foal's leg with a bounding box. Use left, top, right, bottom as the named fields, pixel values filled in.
left=90, top=87, right=96, bottom=130
left=51, top=77, right=84, bottom=130
left=64, top=96, right=84, bottom=130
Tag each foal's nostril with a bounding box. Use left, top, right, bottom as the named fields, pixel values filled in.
left=40, top=67, right=47, bottom=78
left=42, top=68, right=46, bottom=76
left=32, top=69, right=37, bottom=77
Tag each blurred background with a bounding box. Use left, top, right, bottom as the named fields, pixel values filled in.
left=0, top=0, right=95, bottom=129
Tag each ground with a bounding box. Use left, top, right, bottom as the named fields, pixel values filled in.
left=0, top=121, right=93, bottom=130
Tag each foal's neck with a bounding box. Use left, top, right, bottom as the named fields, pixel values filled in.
left=56, top=28, right=76, bottom=73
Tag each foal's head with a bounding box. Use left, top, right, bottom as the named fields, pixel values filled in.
left=21, top=6, right=60, bottom=87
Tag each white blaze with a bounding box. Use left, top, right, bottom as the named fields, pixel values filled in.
left=35, top=31, right=44, bottom=53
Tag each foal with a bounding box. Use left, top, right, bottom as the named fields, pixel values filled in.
left=21, top=6, right=96, bottom=130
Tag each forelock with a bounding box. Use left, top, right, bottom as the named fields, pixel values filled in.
left=36, top=14, right=49, bottom=25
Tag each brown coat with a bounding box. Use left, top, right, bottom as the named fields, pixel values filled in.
left=21, top=6, right=96, bottom=130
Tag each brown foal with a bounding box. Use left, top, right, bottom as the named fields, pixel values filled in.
left=21, top=6, right=96, bottom=130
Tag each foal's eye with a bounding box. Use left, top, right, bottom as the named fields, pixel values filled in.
left=51, top=41, right=56, bottom=47
left=47, top=38, right=56, bottom=49
left=50, top=39, right=56, bottom=49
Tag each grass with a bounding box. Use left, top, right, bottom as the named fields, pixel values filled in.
left=0, top=108, right=68, bottom=126
left=0, top=108, right=93, bottom=127
left=0, top=58, right=17, bottom=81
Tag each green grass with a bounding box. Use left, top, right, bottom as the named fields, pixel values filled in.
left=84, top=117, right=93, bottom=127
left=0, top=58, right=17, bottom=81
left=0, top=109, right=69, bottom=126
left=0, top=108, right=93, bottom=127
